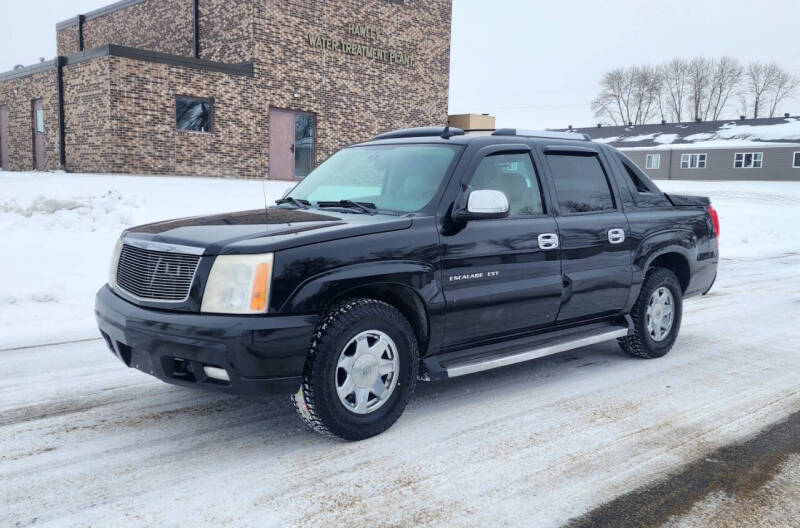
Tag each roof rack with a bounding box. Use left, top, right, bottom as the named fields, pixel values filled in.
left=373, top=126, right=465, bottom=140
left=492, top=128, right=591, bottom=141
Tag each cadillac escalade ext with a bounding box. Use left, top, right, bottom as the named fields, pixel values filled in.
left=95, top=126, right=719, bottom=440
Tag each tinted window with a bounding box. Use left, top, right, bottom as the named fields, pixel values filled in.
left=617, top=153, right=656, bottom=193
left=547, top=153, right=615, bottom=214
left=794, top=152, right=800, bottom=168
left=466, top=153, right=544, bottom=216
left=176, top=97, right=213, bottom=132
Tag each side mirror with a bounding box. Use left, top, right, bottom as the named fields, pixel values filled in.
left=452, top=189, right=510, bottom=222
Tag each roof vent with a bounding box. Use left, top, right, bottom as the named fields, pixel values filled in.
left=661, top=119, right=666, bottom=125
left=628, top=121, right=633, bottom=126
left=695, top=117, right=702, bottom=122
left=740, top=115, right=746, bottom=120
left=785, top=113, right=791, bottom=118
left=568, top=125, right=573, bottom=130
left=597, top=123, right=602, bottom=128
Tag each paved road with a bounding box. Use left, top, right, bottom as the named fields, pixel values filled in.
left=2, top=254, right=799, bottom=527
left=568, top=411, right=800, bottom=527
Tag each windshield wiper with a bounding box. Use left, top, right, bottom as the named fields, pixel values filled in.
left=317, top=200, right=377, bottom=215
left=275, top=197, right=310, bottom=209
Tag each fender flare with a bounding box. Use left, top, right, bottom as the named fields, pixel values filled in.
left=625, top=229, right=697, bottom=310
left=279, top=260, right=445, bottom=354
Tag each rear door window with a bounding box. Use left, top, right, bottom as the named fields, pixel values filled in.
left=546, top=153, right=615, bottom=214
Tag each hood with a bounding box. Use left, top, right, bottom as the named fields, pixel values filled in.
left=122, top=208, right=413, bottom=255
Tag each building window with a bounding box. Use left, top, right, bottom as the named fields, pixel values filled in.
left=176, top=96, right=213, bottom=133
left=680, top=153, right=707, bottom=169
left=794, top=152, right=800, bottom=168
left=645, top=154, right=661, bottom=170
left=734, top=152, right=763, bottom=169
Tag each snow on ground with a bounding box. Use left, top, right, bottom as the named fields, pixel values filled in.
left=0, top=173, right=799, bottom=526
left=0, top=173, right=294, bottom=349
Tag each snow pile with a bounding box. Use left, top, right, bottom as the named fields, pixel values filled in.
left=0, top=173, right=293, bottom=349
left=621, top=133, right=659, bottom=143
left=717, top=118, right=800, bottom=142
left=653, top=133, right=680, bottom=144
left=592, top=136, right=620, bottom=144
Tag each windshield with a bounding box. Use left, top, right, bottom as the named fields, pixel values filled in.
left=286, top=144, right=460, bottom=213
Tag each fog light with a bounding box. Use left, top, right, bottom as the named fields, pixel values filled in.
left=203, top=366, right=230, bottom=382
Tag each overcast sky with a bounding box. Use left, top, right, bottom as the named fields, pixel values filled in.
left=2, top=0, right=799, bottom=129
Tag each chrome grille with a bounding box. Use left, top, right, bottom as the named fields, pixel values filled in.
left=116, top=244, right=201, bottom=302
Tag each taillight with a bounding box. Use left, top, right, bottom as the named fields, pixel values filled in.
left=707, top=205, right=720, bottom=238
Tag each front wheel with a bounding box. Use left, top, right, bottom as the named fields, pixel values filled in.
left=618, top=267, right=683, bottom=359
left=292, top=298, right=418, bottom=440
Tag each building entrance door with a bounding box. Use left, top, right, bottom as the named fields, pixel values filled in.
left=269, top=108, right=315, bottom=180
left=0, top=105, right=8, bottom=170
left=32, top=99, right=45, bottom=171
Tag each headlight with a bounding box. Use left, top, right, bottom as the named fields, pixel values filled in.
left=108, top=238, right=123, bottom=290
left=201, top=253, right=274, bottom=314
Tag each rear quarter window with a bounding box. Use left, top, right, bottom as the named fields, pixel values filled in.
left=616, top=153, right=672, bottom=208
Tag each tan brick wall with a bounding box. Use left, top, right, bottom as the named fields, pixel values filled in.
left=199, top=0, right=255, bottom=63
left=107, top=56, right=260, bottom=177
left=255, top=0, right=452, bottom=177
left=63, top=57, right=115, bottom=173
left=57, top=0, right=194, bottom=56
left=0, top=70, right=60, bottom=171
left=57, top=25, right=79, bottom=56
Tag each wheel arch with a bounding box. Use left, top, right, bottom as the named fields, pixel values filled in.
left=648, top=252, right=691, bottom=293
left=326, top=283, right=431, bottom=355
left=278, top=260, right=441, bottom=356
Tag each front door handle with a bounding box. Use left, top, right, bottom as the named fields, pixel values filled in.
left=538, top=233, right=559, bottom=250
left=289, top=143, right=295, bottom=154
left=608, top=228, right=626, bottom=244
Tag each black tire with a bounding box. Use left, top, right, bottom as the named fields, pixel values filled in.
left=291, top=298, right=419, bottom=440
left=618, top=267, right=683, bottom=359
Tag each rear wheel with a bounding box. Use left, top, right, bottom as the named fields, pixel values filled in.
left=291, top=298, right=418, bottom=440
left=618, top=267, right=683, bottom=359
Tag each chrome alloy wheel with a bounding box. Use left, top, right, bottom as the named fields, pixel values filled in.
left=646, top=286, right=675, bottom=342
left=335, top=330, right=400, bottom=415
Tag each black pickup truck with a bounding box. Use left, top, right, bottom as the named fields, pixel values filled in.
left=95, top=126, right=719, bottom=440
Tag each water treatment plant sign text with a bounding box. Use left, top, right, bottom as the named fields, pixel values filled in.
left=307, top=22, right=414, bottom=67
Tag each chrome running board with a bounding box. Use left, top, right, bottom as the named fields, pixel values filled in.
left=443, top=326, right=629, bottom=378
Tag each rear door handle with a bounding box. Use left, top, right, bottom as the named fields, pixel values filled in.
left=538, top=233, right=559, bottom=250
left=608, top=228, right=626, bottom=244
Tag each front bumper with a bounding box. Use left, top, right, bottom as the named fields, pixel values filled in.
left=95, top=285, right=318, bottom=395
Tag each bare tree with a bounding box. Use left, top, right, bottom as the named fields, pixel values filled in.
left=767, top=68, right=800, bottom=117
left=591, top=68, right=628, bottom=126
left=592, top=66, right=661, bottom=126
left=704, top=56, right=743, bottom=121
left=742, top=62, right=781, bottom=119
left=687, top=57, right=712, bottom=121
left=660, top=58, right=690, bottom=122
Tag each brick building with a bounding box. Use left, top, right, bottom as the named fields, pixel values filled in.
left=0, top=0, right=452, bottom=179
